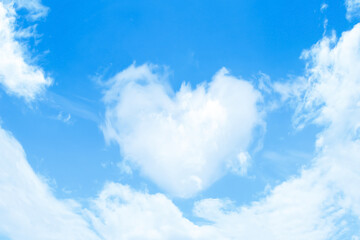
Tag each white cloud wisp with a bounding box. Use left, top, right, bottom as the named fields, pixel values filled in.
left=0, top=1, right=51, bottom=101
left=346, top=0, right=360, bottom=20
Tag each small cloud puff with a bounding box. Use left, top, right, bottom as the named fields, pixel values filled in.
left=320, top=3, right=328, bottom=12
left=56, top=112, right=71, bottom=123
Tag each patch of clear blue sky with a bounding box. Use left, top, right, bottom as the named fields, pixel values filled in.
left=0, top=235, right=11, bottom=240
left=0, top=0, right=353, bottom=217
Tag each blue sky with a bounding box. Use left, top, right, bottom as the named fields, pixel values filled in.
left=1, top=0, right=360, bottom=239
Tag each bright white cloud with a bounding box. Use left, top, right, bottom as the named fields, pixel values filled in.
left=87, top=183, right=218, bottom=240
left=193, top=171, right=340, bottom=239
left=346, top=0, right=360, bottom=20
left=293, top=23, right=360, bottom=219
left=101, top=64, right=263, bottom=197
left=5, top=121, right=333, bottom=239
left=298, top=24, right=360, bottom=128
left=82, top=168, right=356, bottom=239
left=0, top=126, right=100, bottom=240
left=0, top=1, right=51, bottom=101
left=0, top=123, right=357, bottom=240
left=265, top=22, right=360, bottom=238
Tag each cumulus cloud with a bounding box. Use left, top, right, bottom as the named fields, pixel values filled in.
left=0, top=1, right=51, bottom=101
left=193, top=172, right=340, bottom=239
left=346, top=0, right=360, bottom=20
left=87, top=183, right=218, bottom=240
left=0, top=124, right=357, bottom=240
left=3, top=121, right=335, bottom=239
left=265, top=22, right=360, bottom=238
left=77, top=167, right=357, bottom=239
left=293, top=23, right=360, bottom=218
left=101, top=64, right=263, bottom=197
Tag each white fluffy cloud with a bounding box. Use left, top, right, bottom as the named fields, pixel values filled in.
left=1, top=123, right=334, bottom=240
left=266, top=22, right=360, bottom=238
left=101, top=64, right=263, bottom=197
left=87, top=183, right=219, bottom=240
left=346, top=0, right=360, bottom=20
left=0, top=126, right=99, bottom=240
left=0, top=1, right=51, bottom=101
left=293, top=23, right=360, bottom=218
left=295, top=24, right=360, bottom=134
left=193, top=171, right=341, bottom=239
left=0, top=126, right=357, bottom=240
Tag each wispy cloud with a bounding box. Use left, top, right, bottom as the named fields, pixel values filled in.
left=11, top=0, right=48, bottom=20
left=46, top=92, right=100, bottom=123
left=345, top=0, right=360, bottom=20
left=56, top=111, right=71, bottom=123
left=0, top=1, right=51, bottom=101
left=320, top=3, right=328, bottom=12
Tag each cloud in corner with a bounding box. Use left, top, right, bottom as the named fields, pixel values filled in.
left=345, top=0, right=360, bottom=20
left=0, top=1, right=51, bottom=101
